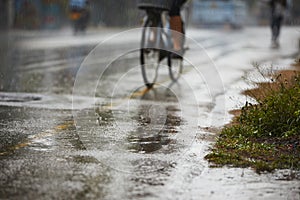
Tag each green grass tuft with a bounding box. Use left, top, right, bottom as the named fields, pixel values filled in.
left=205, top=70, right=300, bottom=173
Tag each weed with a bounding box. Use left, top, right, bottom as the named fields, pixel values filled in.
left=205, top=67, right=300, bottom=173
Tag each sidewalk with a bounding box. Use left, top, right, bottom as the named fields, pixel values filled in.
left=9, top=26, right=134, bottom=39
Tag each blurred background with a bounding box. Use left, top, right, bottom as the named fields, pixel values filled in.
left=0, top=0, right=300, bottom=90
left=0, top=0, right=299, bottom=30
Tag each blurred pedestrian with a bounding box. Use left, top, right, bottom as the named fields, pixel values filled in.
left=269, top=0, right=287, bottom=48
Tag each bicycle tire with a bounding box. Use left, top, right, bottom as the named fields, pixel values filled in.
left=140, top=17, right=163, bottom=88
left=168, top=56, right=183, bottom=81
left=168, top=22, right=185, bottom=82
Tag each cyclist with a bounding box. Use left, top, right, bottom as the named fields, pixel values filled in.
left=169, top=0, right=187, bottom=58
left=69, top=0, right=90, bottom=33
left=269, top=0, right=287, bottom=48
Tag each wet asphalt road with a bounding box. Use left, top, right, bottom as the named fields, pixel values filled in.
left=0, top=27, right=300, bottom=200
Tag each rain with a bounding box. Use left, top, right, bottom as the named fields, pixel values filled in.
left=0, top=0, right=300, bottom=199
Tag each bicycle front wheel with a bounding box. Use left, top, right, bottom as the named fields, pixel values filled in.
left=168, top=57, right=183, bottom=82
left=140, top=18, right=162, bottom=88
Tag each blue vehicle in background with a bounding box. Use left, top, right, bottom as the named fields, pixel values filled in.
left=191, top=0, right=247, bottom=28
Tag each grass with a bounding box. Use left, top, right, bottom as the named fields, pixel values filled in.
left=205, top=67, right=300, bottom=173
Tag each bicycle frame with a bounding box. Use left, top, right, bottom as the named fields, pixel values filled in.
left=140, top=8, right=184, bottom=88
left=142, top=9, right=173, bottom=54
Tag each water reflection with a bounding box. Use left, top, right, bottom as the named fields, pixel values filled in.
left=141, top=87, right=180, bottom=103
left=3, top=43, right=92, bottom=94
left=0, top=31, right=15, bottom=91
left=127, top=88, right=182, bottom=154
left=95, top=107, right=114, bottom=126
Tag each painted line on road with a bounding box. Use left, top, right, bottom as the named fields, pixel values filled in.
left=0, top=120, right=75, bottom=156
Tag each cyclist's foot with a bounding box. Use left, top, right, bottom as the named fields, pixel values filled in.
left=171, top=49, right=184, bottom=59
left=159, top=50, right=167, bottom=61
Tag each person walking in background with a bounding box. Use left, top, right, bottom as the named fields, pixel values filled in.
left=269, top=0, right=287, bottom=48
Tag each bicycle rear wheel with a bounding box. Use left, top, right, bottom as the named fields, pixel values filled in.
left=140, top=18, right=163, bottom=88
left=168, top=21, right=185, bottom=82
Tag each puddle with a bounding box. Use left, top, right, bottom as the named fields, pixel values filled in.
left=127, top=130, right=172, bottom=153
left=95, top=108, right=114, bottom=126
left=28, top=136, right=56, bottom=152
left=127, top=104, right=181, bottom=154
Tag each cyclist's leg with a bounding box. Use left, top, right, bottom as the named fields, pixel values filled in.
left=276, top=16, right=283, bottom=40
left=271, top=15, right=278, bottom=46
left=271, top=15, right=282, bottom=47
left=271, top=17, right=276, bottom=40
left=169, top=0, right=186, bottom=53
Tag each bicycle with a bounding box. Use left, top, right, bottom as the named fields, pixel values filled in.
left=138, top=0, right=185, bottom=88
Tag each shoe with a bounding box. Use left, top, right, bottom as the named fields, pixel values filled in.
left=171, top=49, right=184, bottom=59
left=159, top=50, right=169, bottom=61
